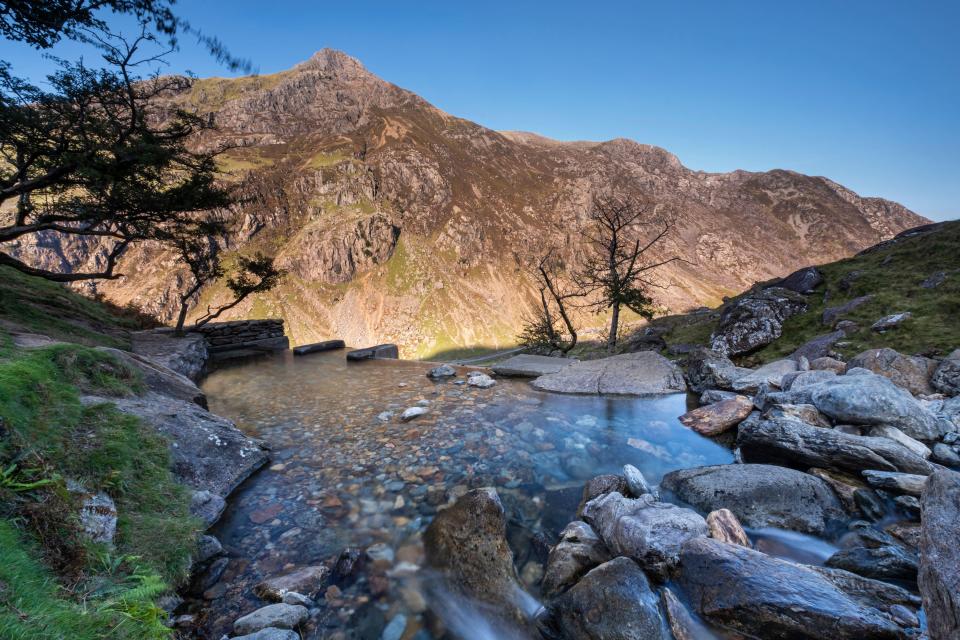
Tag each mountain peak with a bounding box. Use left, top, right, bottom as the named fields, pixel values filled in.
left=295, top=48, right=373, bottom=78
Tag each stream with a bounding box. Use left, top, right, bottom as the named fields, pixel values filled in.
left=192, top=349, right=826, bottom=639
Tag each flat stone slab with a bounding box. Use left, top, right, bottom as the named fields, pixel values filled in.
left=531, top=351, right=686, bottom=396
left=492, top=354, right=579, bottom=377
left=346, top=344, right=399, bottom=361
left=293, top=340, right=345, bottom=356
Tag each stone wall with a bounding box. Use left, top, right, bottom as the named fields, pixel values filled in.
left=194, top=319, right=289, bottom=356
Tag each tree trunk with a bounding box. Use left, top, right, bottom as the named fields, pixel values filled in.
left=174, top=297, right=190, bottom=336
left=608, top=303, right=620, bottom=353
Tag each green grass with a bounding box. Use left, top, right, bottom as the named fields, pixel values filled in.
left=0, top=341, right=198, bottom=639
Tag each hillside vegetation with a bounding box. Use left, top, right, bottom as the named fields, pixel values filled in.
left=0, top=271, right=196, bottom=639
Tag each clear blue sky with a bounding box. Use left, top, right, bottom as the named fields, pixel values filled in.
left=2, top=0, right=957, bottom=220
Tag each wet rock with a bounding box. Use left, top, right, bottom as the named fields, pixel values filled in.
left=233, top=628, right=300, bottom=640
left=894, top=495, right=921, bottom=518
left=190, top=490, right=226, bottom=528
left=662, top=464, right=845, bottom=536
left=862, top=470, right=927, bottom=497
left=868, top=425, right=931, bottom=459
left=532, top=351, right=686, bottom=396
left=660, top=587, right=714, bottom=640
left=492, top=354, right=578, bottom=377
left=826, top=545, right=919, bottom=582
left=932, top=443, right=960, bottom=466
left=581, top=491, right=707, bottom=579
left=738, top=417, right=935, bottom=475
left=281, top=592, right=314, bottom=607
left=233, top=604, right=308, bottom=635
left=622, top=464, right=652, bottom=497
left=427, top=364, right=456, bottom=378
left=678, top=537, right=915, bottom=639
left=541, top=521, right=611, bottom=599
left=808, top=468, right=868, bottom=514
left=685, top=348, right=752, bottom=393
left=333, top=548, right=364, bottom=583
left=872, top=312, right=912, bottom=332
left=254, top=565, right=331, bottom=601
left=706, top=508, right=750, bottom=547
left=195, top=534, right=223, bottom=564
left=710, top=287, right=807, bottom=356
left=931, top=349, right=960, bottom=396
left=822, top=295, right=874, bottom=328
left=466, top=371, right=496, bottom=388
left=810, top=356, right=847, bottom=374
left=919, top=469, right=960, bottom=640
left=775, top=266, right=824, bottom=294
left=678, top=395, right=753, bottom=436
left=847, top=348, right=937, bottom=396
left=546, top=557, right=669, bottom=640
left=575, top=474, right=628, bottom=517
left=400, top=406, right=427, bottom=421
left=423, top=488, right=528, bottom=625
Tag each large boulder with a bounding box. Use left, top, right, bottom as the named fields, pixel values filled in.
left=661, top=464, right=846, bottom=536
left=541, top=521, right=611, bottom=599
left=131, top=329, right=208, bottom=381
left=931, top=349, right=960, bottom=396
left=678, top=537, right=917, bottom=639
left=678, top=395, right=754, bottom=436
left=847, top=348, right=937, bottom=396
left=919, top=469, right=960, bottom=639
left=774, top=266, right=824, bottom=294
left=423, top=488, right=529, bottom=626
left=730, top=359, right=798, bottom=393
left=710, top=287, right=808, bottom=356
left=779, top=372, right=947, bottom=441
left=103, top=392, right=269, bottom=497
left=545, top=557, right=669, bottom=640
left=97, top=347, right=207, bottom=407
left=531, top=351, right=686, bottom=396
left=737, top=418, right=935, bottom=476
left=581, top=492, right=707, bottom=579
left=685, top=348, right=751, bottom=393
left=492, top=354, right=578, bottom=377
left=233, top=604, right=308, bottom=636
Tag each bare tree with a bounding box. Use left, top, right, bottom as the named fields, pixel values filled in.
left=577, top=194, right=678, bottom=352
left=519, top=250, right=579, bottom=354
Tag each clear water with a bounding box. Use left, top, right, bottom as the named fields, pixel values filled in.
left=193, top=350, right=735, bottom=639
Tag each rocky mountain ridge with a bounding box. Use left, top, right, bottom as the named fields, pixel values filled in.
left=7, top=49, right=928, bottom=358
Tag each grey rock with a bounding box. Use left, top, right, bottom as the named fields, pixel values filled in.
left=78, top=491, right=117, bottom=545
left=662, top=464, right=846, bottom=536
left=762, top=403, right=831, bottom=427
left=492, top=354, right=578, bottom=377
left=686, top=348, right=752, bottom=393
left=400, top=406, right=427, bottom=421
left=737, top=417, right=935, bottom=475
left=131, top=329, right=208, bottom=381
left=931, top=349, right=960, bottom=396
left=730, top=359, right=798, bottom=393
left=790, top=331, right=847, bottom=362
left=427, top=364, right=456, bottom=378
left=576, top=474, right=628, bottom=517
left=872, top=312, right=913, bottom=332
left=822, top=295, right=874, bottom=328
left=292, top=339, right=344, bottom=355
left=920, top=271, right=948, bottom=289
left=861, top=471, right=927, bottom=499
left=810, top=356, right=847, bottom=374
left=868, top=425, right=932, bottom=459
left=346, top=344, right=399, bottom=360
left=281, top=592, right=314, bottom=607
left=233, top=604, right=308, bottom=635
left=698, top=389, right=739, bottom=405
left=932, top=443, right=960, bottom=467
left=466, top=371, right=496, bottom=388
left=546, top=557, right=669, bottom=640
left=774, top=266, right=824, bottom=293
left=847, top=348, right=937, bottom=396
left=106, top=392, right=269, bottom=497
left=622, top=464, right=652, bottom=497
left=541, top=521, right=611, bottom=599
left=532, top=351, right=686, bottom=396
left=190, top=490, right=226, bottom=528
left=780, top=369, right=837, bottom=392
left=919, top=470, right=960, bottom=640
left=581, top=491, right=707, bottom=579
left=254, top=565, right=331, bottom=601
left=195, top=534, right=223, bottom=564
left=233, top=629, right=300, bottom=640
left=678, top=536, right=916, bottom=639
left=826, top=545, right=918, bottom=582
left=97, top=346, right=207, bottom=407
left=710, top=287, right=808, bottom=356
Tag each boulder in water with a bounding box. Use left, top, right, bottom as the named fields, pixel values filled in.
left=541, top=521, right=611, bottom=599
left=678, top=395, right=753, bottom=436
left=532, top=351, right=686, bottom=395
left=427, top=364, right=456, bottom=378
left=233, top=604, right=308, bottom=635
left=254, top=565, right=331, bottom=601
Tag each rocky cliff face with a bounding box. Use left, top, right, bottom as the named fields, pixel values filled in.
left=12, top=49, right=928, bottom=358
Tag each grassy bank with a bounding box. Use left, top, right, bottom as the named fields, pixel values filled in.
left=0, top=274, right=198, bottom=639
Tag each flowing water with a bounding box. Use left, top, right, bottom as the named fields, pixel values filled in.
left=193, top=350, right=740, bottom=638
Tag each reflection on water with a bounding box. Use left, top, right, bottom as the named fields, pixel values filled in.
left=195, top=350, right=735, bottom=638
